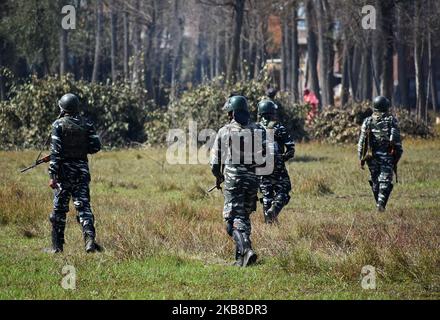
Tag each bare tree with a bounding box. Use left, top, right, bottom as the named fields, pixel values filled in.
left=92, top=0, right=103, bottom=83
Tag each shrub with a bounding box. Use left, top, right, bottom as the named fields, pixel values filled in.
left=310, top=102, right=433, bottom=144
left=147, top=73, right=309, bottom=144
left=0, top=74, right=155, bottom=149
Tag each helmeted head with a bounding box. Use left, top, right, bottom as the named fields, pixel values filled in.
left=266, top=87, right=278, bottom=99
left=223, top=95, right=250, bottom=125
left=58, top=93, right=80, bottom=114
left=258, top=99, right=278, bottom=118
left=373, top=96, right=391, bottom=113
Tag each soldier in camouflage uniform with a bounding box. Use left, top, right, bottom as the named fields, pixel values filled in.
left=257, top=99, right=295, bottom=224
left=48, top=93, right=102, bottom=253
left=358, top=96, right=403, bottom=212
left=210, top=95, right=264, bottom=267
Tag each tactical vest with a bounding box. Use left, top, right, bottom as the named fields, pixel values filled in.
left=59, top=116, right=89, bottom=159
left=369, top=113, right=393, bottom=151
left=261, top=119, right=281, bottom=156
left=225, top=121, right=262, bottom=167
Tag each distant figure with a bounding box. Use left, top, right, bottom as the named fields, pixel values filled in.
left=304, top=88, right=319, bottom=125
left=47, top=93, right=102, bottom=253
left=257, top=99, right=295, bottom=224
left=358, top=96, right=403, bottom=212
left=265, top=87, right=284, bottom=112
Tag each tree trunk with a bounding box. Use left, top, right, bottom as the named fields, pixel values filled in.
left=131, top=0, right=141, bottom=88
left=396, top=1, right=409, bottom=109
left=427, top=0, right=438, bottom=113
left=59, top=28, right=68, bottom=76
left=227, top=0, right=245, bottom=82
left=340, top=38, right=350, bottom=106
left=110, top=0, right=118, bottom=83
left=291, top=3, right=300, bottom=101
left=414, top=1, right=426, bottom=120
left=361, top=45, right=373, bottom=101
left=305, top=0, right=321, bottom=108
left=316, top=0, right=330, bottom=108
left=91, top=0, right=103, bottom=83
left=351, top=46, right=362, bottom=101
left=280, top=15, right=287, bottom=91
left=171, top=0, right=184, bottom=100
left=379, top=1, right=395, bottom=100
left=123, top=8, right=129, bottom=82
left=0, top=40, right=5, bottom=100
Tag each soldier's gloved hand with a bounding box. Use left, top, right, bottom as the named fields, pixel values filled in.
left=216, top=175, right=224, bottom=190
left=49, top=178, right=58, bottom=189
left=360, top=160, right=365, bottom=170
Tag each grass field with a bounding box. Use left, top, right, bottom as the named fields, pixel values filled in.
left=0, top=139, right=439, bottom=299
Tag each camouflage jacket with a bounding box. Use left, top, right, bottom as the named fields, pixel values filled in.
left=358, top=111, right=403, bottom=161
left=49, top=114, right=101, bottom=179
left=259, top=118, right=295, bottom=164
left=210, top=120, right=265, bottom=178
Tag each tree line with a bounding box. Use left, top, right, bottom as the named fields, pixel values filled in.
left=0, top=0, right=439, bottom=124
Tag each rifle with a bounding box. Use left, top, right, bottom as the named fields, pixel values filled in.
left=207, top=184, right=220, bottom=193
left=389, top=142, right=399, bottom=184
left=207, top=177, right=224, bottom=193
left=20, top=112, right=61, bottom=174
left=20, top=155, right=51, bottom=173
left=360, top=124, right=372, bottom=168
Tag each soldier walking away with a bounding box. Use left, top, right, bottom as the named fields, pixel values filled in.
left=47, top=93, right=102, bottom=253
left=358, top=96, right=403, bottom=212
left=210, top=95, right=264, bottom=267
left=257, top=99, right=295, bottom=224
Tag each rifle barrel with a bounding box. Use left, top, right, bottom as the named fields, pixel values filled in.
left=20, top=165, right=36, bottom=173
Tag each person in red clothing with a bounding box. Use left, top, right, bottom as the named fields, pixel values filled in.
left=303, top=88, right=319, bottom=125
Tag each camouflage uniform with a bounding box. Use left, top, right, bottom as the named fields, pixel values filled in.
left=258, top=118, right=295, bottom=223
left=211, top=107, right=264, bottom=266
left=358, top=111, right=403, bottom=211
left=49, top=114, right=101, bottom=252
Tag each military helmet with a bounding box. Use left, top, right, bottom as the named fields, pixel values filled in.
left=223, top=95, right=249, bottom=113
left=373, top=96, right=391, bottom=112
left=258, top=99, right=278, bottom=115
left=58, top=93, right=80, bottom=113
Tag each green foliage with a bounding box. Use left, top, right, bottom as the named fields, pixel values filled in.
left=147, top=73, right=309, bottom=144
left=0, top=0, right=59, bottom=72
left=310, top=102, right=433, bottom=144
left=0, top=75, right=154, bottom=148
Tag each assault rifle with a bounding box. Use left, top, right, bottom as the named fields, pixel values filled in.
left=207, top=177, right=223, bottom=193
left=389, top=141, right=399, bottom=183
left=20, top=155, right=51, bottom=173
left=360, top=125, right=372, bottom=169
left=20, top=113, right=61, bottom=174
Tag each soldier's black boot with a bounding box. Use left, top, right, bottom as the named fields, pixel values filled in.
left=232, top=230, right=257, bottom=267
left=49, top=228, right=64, bottom=253
left=82, top=223, right=102, bottom=253
left=242, top=233, right=257, bottom=267
left=379, top=184, right=393, bottom=212
left=46, top=213, right=65, bottom=253
left=266, top=206, right=281, bottom=225
left=377, top=183, right=393, bottom=212
left=232, top=248, right=244, bottom=267
left=263, top=204, right=273, bottom=224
